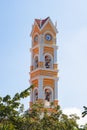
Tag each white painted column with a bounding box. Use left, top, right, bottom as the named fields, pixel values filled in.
left=30, top=90, right=33, bottom=102
left=38, top=77, right=44, bottom=99
left=39, top=35, right=44, bottom=62
left=54, top=79, right=58, bottom=100
left=30, top=48, right=33, bottom=66
left=54, top=46, right=58, bottom=64
left=29, top=80, right=33, bottom=102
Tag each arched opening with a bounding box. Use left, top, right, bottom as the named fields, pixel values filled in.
left=45, top=55, right=52, bottom=69
left=44, top=87, right=53, bottom=102
left=34, top=56, right=38, bottom=69
left=34, top=88, right=38, bottom=102
left=44, top=87, right=53, bottom=107
left=45, top=88, right=51, bottom=102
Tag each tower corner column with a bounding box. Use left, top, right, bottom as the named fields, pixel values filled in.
left=54, top=78, right=58, bottom=106
left=38, top=76, right=44, bottom=103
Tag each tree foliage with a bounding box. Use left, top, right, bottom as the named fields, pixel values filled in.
left=0, top=86, right=33, bottom=130
left=82, top=106, right=87, bottom=117
left=0, top=86, right=86, bottom=130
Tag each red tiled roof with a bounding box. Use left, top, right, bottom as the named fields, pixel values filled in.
left=35, top=17, right=49, bottom=29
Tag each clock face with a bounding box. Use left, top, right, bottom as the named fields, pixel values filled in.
left=34, top=35, right=38, bottom=42
left=45, top=34, right=52, bottom=41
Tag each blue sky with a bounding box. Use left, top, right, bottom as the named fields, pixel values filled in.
left=0, top=0, right=87, bottom=123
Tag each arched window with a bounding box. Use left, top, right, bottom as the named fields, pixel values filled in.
left=45, top=88, right=51, bottom=102
left=45, top=55, right=52, bottom=69
left=34, top=88, right=38, bottom=101
left=34, top=56, right=38, bottom=69
left=44, top=87, right=53, bottom=102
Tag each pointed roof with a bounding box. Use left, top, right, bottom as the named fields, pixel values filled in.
left=35, top=17, right=49, bottom=29
left=30, top=17, right=58, bottom=36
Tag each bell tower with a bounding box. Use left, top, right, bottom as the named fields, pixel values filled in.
left=30, top=17, right=58, bottom=108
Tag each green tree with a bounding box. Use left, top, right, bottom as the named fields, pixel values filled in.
left=82, top=106, right=87, bottom=117
left=79, top=124, right=87, bottom=130
left=20, top=103, right=79, bottom=130
left=0, top=86, right=83, bottom=130
left=0, top=85, right=33, bottom=130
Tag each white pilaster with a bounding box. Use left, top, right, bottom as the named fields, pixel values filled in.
left=54, top=79, right=58, bottom=100
left=38, top=35, right=44, bottom=62
left=30, top=89, right=33, bottom=102
left=30, top=49, right=33, bottom=66
left=54, top=47, right=57, bottom=64
left=38, top=76, right=44, bottom=99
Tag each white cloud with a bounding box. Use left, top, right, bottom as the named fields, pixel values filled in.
left=63, top=107, right=87, bottom=126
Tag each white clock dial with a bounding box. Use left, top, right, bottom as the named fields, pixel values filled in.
left=45, top=34, right=52, bottom=41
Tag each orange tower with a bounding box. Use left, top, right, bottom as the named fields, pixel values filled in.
left=30, top=17, right=58, bottom=108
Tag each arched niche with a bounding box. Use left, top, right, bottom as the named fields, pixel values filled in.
left=33, top=88, right=38, bottom=102
left=33, top=55, right=38, bottom=69
left=44, top=87, right=53, bottom=102
left=44, top=54, right=53, bottom=69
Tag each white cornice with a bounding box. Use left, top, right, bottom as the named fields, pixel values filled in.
left=30, top=75, right=58, bottom=82
left=30, top=43, right=58, bottom=51
left=30, top=68, right=58, bottom=74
